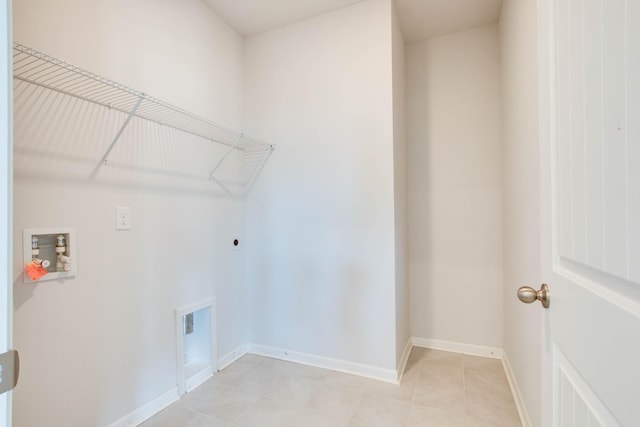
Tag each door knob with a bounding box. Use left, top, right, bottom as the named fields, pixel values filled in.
left=517, top=284, right=550, bottom=308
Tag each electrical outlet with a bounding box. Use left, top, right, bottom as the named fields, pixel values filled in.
left=116, top=206, right=132, bottom=230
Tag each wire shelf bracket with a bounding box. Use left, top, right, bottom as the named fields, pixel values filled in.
left=209, top=133, right=243, bottom=179
left=100, top=95, right=144, bottom=165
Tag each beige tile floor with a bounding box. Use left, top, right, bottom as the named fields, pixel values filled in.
left=141, top=348, right=522, bottom=427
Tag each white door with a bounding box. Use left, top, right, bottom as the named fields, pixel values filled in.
left=538, top=0, right=640, bottom=426
left=0, top=0, right=12, bottom=425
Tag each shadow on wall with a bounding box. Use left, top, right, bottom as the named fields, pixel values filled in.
left=407, top=43, right=432, bottom=340
left=12, top=52, right=273, bottom=198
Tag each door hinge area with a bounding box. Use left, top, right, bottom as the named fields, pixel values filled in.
left=0, top=350, right=19, bottom=394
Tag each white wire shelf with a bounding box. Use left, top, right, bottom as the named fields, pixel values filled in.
left=12, top=42, right=273, bottom=190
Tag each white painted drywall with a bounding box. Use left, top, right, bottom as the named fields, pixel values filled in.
left=12, top=0, right=247, bottom=425
left=392, top=3, right=410, bottom=368
left=1, top=0, right=13, bottom=422
left=407, top=25, right=503, bottom=348
left=500, top=0, right=542, bottom=425
left=243, top=0, right=399, bottom=371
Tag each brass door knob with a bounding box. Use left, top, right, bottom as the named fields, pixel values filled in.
left=517, top=284, right=550, bottom=308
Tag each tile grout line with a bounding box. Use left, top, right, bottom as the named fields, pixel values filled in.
left=145, top=350, right=518, bottom=427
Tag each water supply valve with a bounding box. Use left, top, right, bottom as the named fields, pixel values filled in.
left=23, top=228, right=76, bottom=283
left=55, top=235, right=72, bottom=272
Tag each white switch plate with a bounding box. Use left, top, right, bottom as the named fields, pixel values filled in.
left=116, top=206, right=132, bottom=230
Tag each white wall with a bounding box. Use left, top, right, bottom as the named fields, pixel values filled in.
left=392, top=3, right=410, bottom=369
left=500, top=0, right=541, bottom=425
left=12, top=0, right=247, bottom=425
left=1, top=0, right=13, bottom=422
left=407, top=25, right=503, bottom=349
left=243, top=0, right=400, bottom=373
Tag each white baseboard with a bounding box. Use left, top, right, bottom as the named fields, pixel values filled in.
left=411, top=336, right=503, bottom=359
left=107, top=343, right=245, bottom=427
left=397, top=338, right=413, bottom=382
left=502, top=351, right=532, bottom=427
left=107, top=387, right=178, bottom=427
left=410, top=338, right=529, bottom=426
left=217, top=344, right=249, bottom=371
left=247, top=343, right=399, bottom=384
left=110, top=338, right=513, bottom=427
left=185, top=366, right=213, bottom=393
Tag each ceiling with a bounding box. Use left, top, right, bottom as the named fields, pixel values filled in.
left=202, top=0, right=503, bottom=43
left=395, top=0, right=503, bottom=42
